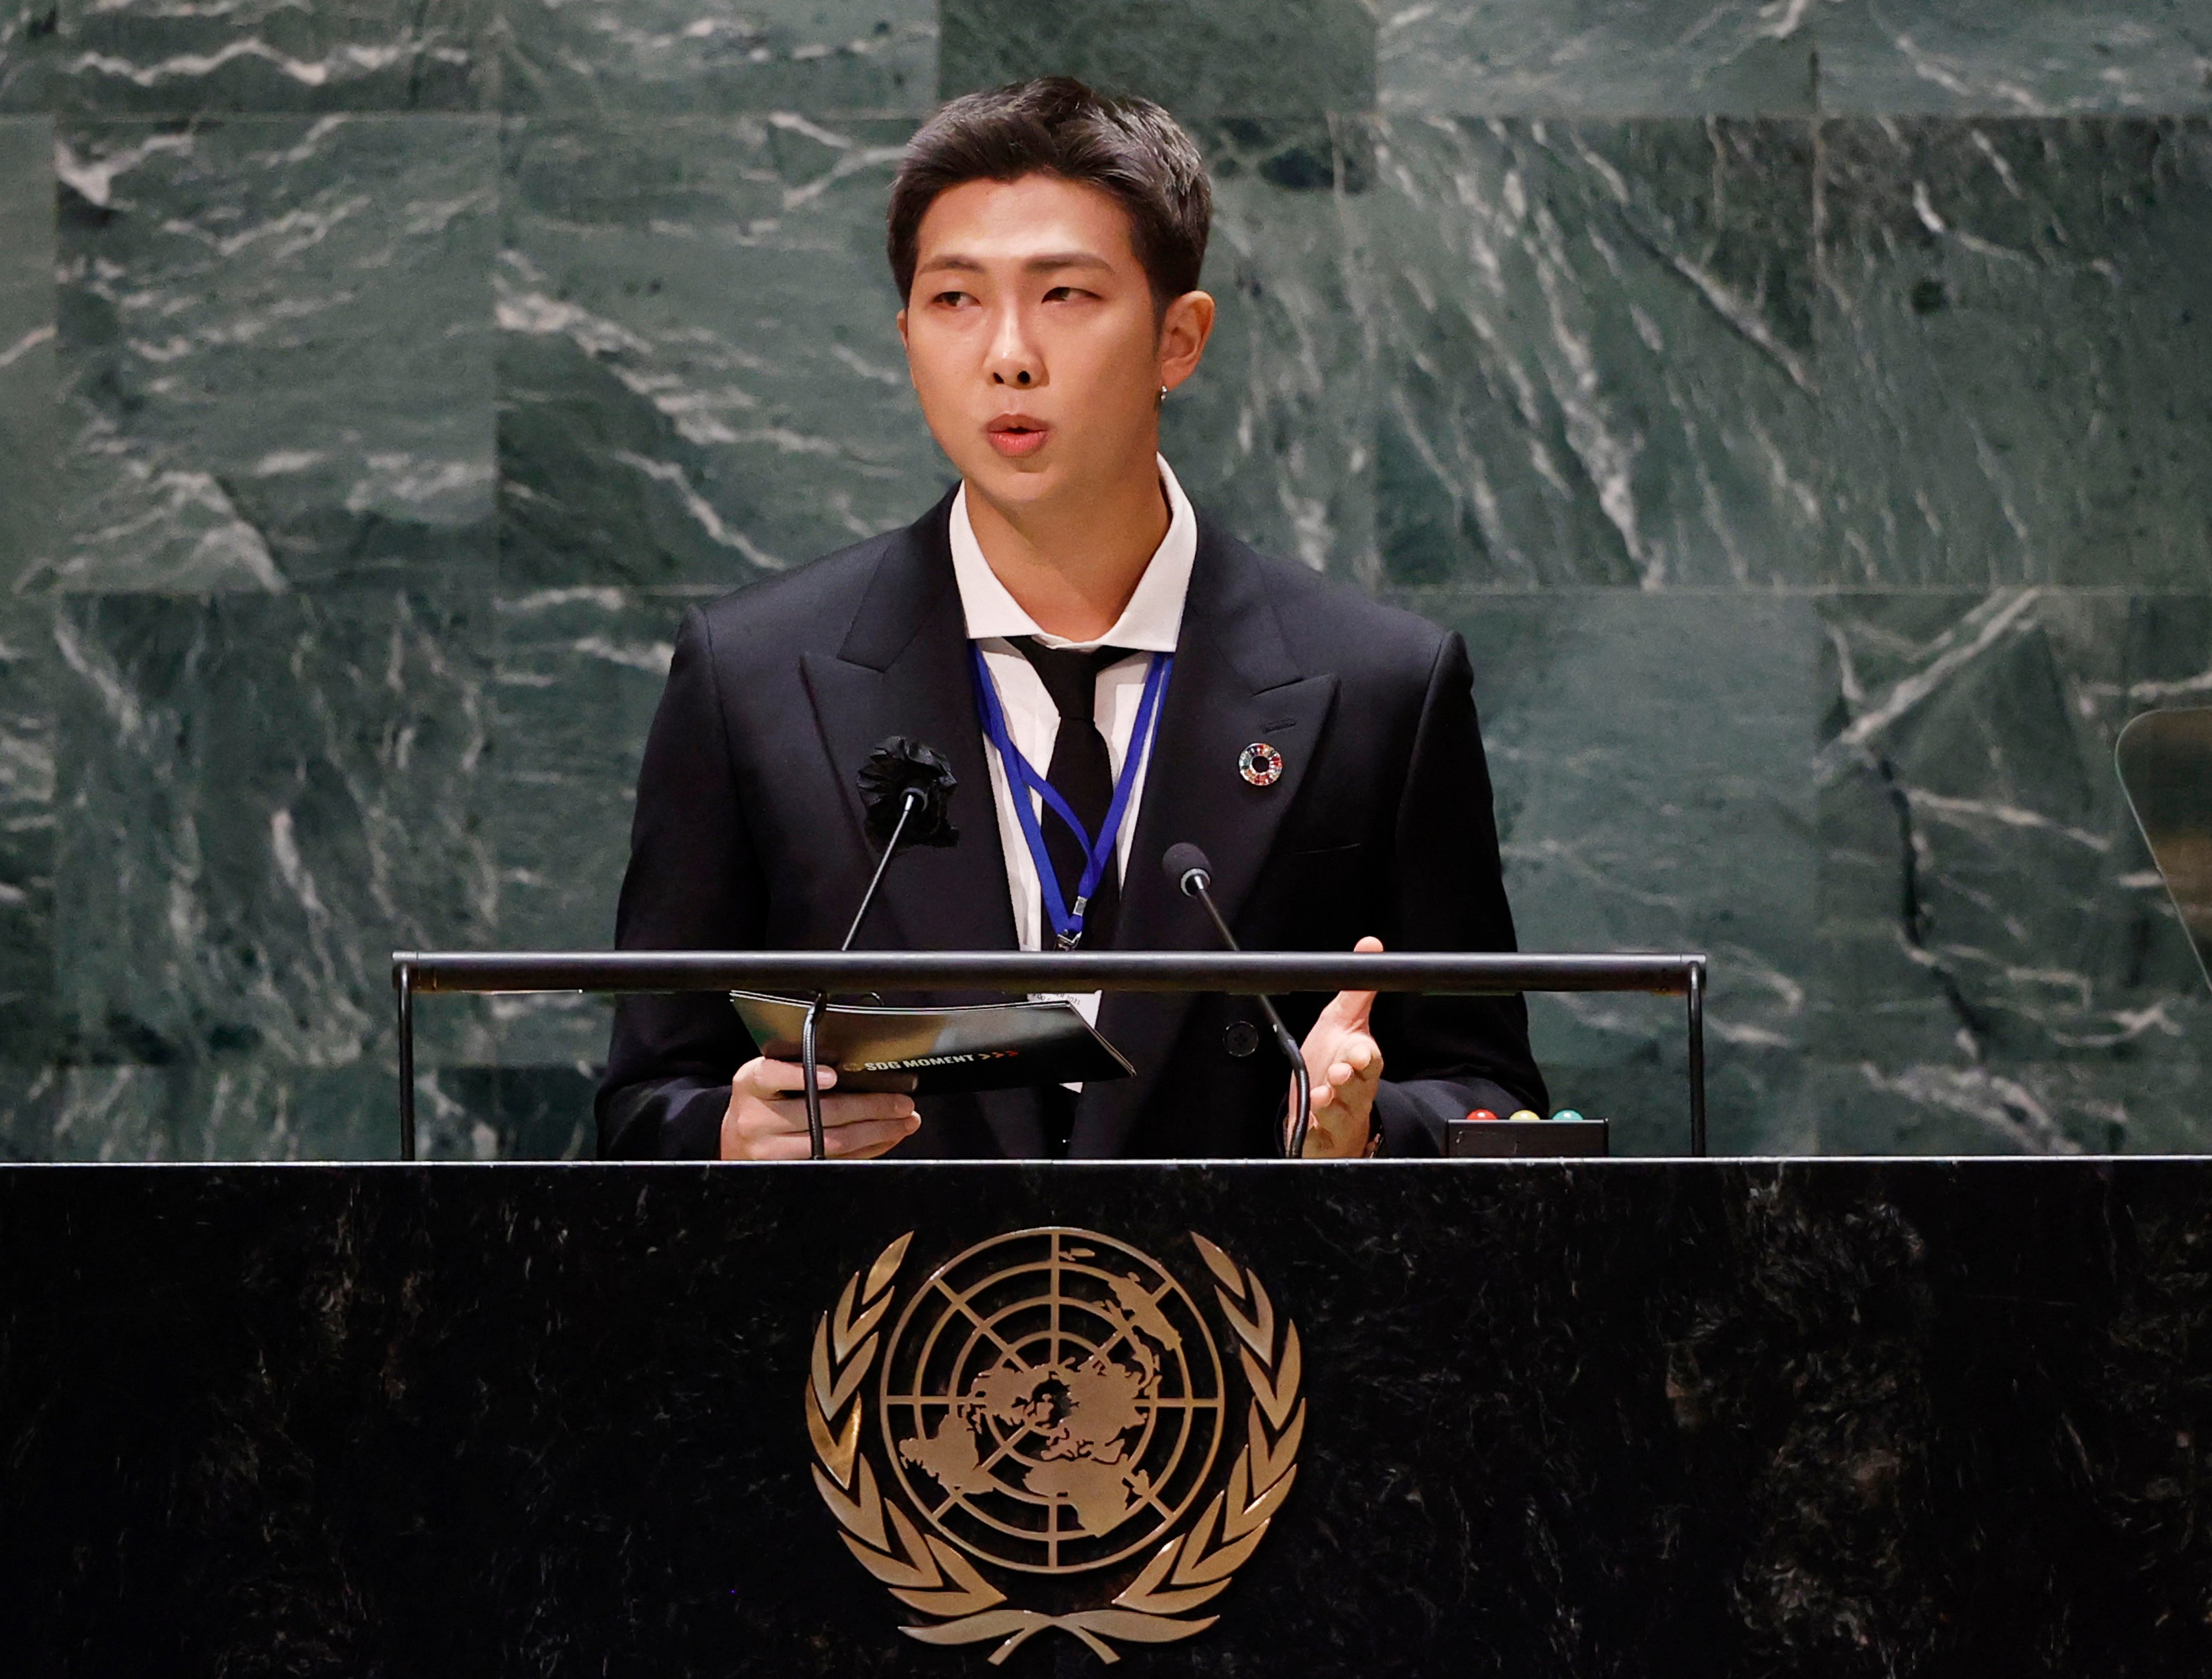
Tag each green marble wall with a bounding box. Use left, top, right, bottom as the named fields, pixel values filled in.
left=0, top=2, right=2206, bottom=1160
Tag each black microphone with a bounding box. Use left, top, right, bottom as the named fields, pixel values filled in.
left=798, top=739, right=961, bottom=1160
left=1162, top=844, right=1313, bottom=1160
left=848, top=737, right=958, bottom=948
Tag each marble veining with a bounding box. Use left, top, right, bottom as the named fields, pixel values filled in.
left=0, top=608, right=56, bottom=1068
left=17, top=1058, right=397, bottom=1159
left=1162, top=118, right=1375, bottom=579
left=1817, top=591, right=2212, bottom=1155
left=1817, top=0, right=2212, bottom=116
left=1, top=120, right=58, bottom=1080
left=1420, top=590, right=1820, bottom=1156
left=480, top=585, right=681, bottom=1067
left=502, top=0, right=936, bottom=115
left=1377, top=1, right=2211, bottom=119
left=50, top=590, right=494, bottom=1076
left=1360, top=117, right=1825, bottom=587
left=41, top=114, right=497, bottom=593
left=49, top=0, right=495, bottom=115
left=497, top=113, right=937, bottom=587
left=1379, top=0, right=1819, bottom=117
left=939, top=0, right=1377, bottom=118
left=0, top=116, right=55, bottom=582
left=1817, top=117, right=2212, bottom=587
left=0, top=4, right=2206, bottom=1161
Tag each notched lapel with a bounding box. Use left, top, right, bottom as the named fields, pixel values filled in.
left=1074, top=525, right=1339, bottom=1157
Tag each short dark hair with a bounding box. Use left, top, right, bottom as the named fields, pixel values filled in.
left=887, top=77, right=1212, bottom=309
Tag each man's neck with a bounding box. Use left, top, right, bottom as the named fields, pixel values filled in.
left=964, top=456, right=1170, bottom=643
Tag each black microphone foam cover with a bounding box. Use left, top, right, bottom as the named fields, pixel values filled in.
left=857, top=737, right=958, bottom=850
left=1162, top=842, right=1212, bottom=892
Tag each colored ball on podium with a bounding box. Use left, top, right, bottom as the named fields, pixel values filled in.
left=1507, top=1109, right=1540, bottom=1123
left=1465, top=1108, right=1500, bottom=1123
left=1551, top=1108, right=1585, bottom=1123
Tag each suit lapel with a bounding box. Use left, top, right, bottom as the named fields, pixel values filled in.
left=799, top=491, right=1014, bottom=955
left=797, top=493, right=1047, bottom=1157
left=1072, top=520, right=1339, bottom=1157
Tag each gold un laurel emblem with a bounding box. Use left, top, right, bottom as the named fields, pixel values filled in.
left=804, top=1226, right=1305, bottom=1664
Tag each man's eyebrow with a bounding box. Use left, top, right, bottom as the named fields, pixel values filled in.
left=914, top=251, right=1118, bottom=275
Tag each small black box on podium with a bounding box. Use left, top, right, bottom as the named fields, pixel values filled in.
left=1445, top=1117, right=1610, bottom=1157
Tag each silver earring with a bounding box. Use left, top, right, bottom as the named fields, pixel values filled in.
left=1157, top=384, right=1168, bottom=406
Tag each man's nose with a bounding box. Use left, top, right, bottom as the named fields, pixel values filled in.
left=985, top=305, right=1044, bottom=390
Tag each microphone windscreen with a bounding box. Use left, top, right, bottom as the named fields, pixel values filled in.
left=857, top=737, right=959, bottom=849
left=1161, top=842, right=1212, bottom=889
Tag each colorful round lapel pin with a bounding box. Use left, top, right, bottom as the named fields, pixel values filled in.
left=1239, top=742, right=1285, bottom=787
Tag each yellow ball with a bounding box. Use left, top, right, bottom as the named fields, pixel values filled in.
left=1507, top=1109, right=1541, bottom=1123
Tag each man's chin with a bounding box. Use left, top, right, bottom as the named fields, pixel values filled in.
left=958, top=451, right=1064, bottom=505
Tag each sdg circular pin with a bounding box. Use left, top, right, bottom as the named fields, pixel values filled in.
left=1239, top=742, right=1284, bottom=786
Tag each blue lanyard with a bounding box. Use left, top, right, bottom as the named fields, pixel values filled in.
left=971, top=644, right=1173, bottom=949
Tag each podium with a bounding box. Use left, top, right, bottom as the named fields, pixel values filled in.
left=389, top=947, right=1712, bottom=1158
left=6, top=1156, right=2210, bottom=1674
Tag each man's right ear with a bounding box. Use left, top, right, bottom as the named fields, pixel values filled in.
left=895, top=307, right=909, bottom=350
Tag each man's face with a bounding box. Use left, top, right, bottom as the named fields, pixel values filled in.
left=898, top=173, right=1209, bottom=512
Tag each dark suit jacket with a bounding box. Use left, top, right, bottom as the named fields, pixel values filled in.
left=597, top=488, right=1547, bottom=1159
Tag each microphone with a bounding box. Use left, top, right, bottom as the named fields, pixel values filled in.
left=848, top=738, right=958, bottom=948
left=799, top=739, right=961, bottom=1160
left=857, top=737, right=959, bottom=854
left=1161, top=844, right=1313, bottom=1160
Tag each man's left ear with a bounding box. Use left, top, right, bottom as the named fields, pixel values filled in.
left=1158, top=289, right=1215, bottom=395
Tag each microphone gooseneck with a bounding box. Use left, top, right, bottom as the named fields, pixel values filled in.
left=800, top=741, right=960, bottom=1160
left=842, top=786, right=925, bottom=953
left=1161, top=844, right=1313, bottom=1160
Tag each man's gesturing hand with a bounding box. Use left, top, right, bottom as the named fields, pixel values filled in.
left=1294, top=935, right=1385, bottom=1158
left=719, top=1058, right=921, bottom=1161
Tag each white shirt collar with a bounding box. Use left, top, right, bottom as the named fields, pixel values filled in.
left=948, top=455, right=1195, bottom=653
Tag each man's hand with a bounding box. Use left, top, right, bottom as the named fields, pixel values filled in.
left=719, top=1058, right=921, bottom=1161
left=1293, top=935, right=1385, bottom=1158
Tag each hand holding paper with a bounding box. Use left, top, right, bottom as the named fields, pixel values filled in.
left=719, top=1058, right=920, bottom=1162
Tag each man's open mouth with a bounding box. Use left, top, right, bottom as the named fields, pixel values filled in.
left=987, top=416, right=1051, bottom=458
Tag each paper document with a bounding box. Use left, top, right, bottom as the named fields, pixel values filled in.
left=728, top=992, right=1134, bottom=1095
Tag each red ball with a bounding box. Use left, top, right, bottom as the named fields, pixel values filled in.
left=1467, top=1108, right=1500, bottom=1123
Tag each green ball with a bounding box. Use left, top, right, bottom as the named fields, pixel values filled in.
left=1550, top=1108, right=1585, bottom=1123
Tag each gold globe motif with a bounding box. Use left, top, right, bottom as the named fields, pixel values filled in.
left=878, top=1227, right=1227, bottom=1574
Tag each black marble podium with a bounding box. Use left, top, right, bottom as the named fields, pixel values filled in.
left=6, top=1159, right=2211, bottom=1676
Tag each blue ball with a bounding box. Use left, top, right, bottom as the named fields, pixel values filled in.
left=1550, top=1108, right=1585, bottom=1123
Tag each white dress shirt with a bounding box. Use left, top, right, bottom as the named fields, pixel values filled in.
left=950, top=456, right=1197, bottom=1035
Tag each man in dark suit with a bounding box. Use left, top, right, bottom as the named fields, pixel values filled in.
left=599, top=77, right=1546, bottom=1161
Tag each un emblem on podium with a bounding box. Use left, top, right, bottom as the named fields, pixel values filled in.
left=804, top=1227, right=1304, bottom=1664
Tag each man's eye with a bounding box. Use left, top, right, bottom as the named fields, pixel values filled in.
left=933, top=290, right=973, bottom=307
left=1044, top=286, right=1088, bottom=303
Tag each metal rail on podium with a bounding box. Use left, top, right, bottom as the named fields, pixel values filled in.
left=389, top=950, right=1709, bottom=1162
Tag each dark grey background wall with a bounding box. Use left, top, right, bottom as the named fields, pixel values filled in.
left=0, top=2, right=2206, bottom=1161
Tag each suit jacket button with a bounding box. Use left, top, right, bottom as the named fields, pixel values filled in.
left=1222, top=1020, right=1259, bottom=1058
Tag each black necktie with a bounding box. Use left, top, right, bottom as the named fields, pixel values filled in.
left=1010, top=637, right=1129, bottom=951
